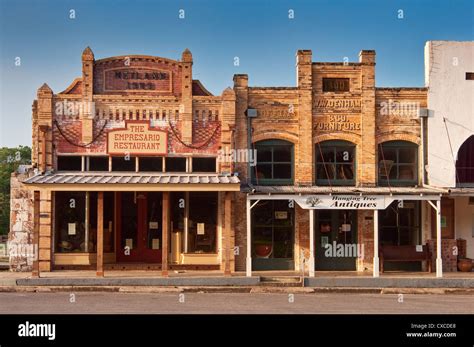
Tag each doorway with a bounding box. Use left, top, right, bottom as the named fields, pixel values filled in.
left=315, top=210, right=358, bottom=270
left=116, top=192, right=163, bottom=263
left=252, top=200, right=295, bottom=270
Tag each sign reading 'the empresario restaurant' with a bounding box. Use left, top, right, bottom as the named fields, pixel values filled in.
left=107, top=121, right=168, bottom=155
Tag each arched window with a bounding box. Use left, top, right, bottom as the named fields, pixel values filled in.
left=378, top=141, right=418, bottom=186
left=315, top=140, right=356, bottom=186
left=252, top=139, right=294, bottom=185
left=456, top=135, right=474, bottom=187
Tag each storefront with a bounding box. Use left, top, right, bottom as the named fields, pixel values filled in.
left=243, top=188, right=444, bottom=277
left=9, top=45, right=467, bottom=278
left=10, top=47, right=240, bottom=276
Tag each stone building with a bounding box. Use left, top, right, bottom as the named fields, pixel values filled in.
left=9, top=46, right=452, bottom=278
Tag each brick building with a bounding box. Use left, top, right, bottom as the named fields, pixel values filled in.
left=9, top=47, right=452, bottom=277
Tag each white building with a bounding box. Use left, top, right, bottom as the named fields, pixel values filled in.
left=425, top=40, right=474, bottom=259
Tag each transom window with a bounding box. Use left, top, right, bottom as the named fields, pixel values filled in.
left=316, top=140, right=355, bottom=186
left=253, top=140, right=294, bottom=185
left=378, top=141, right=418, bottom=186
left=57, top=156, right=82, bottom=171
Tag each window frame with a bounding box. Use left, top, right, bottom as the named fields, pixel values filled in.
left=315, top=140, right=356, bottom=186
left=252, top=139, right=294, bottom=185
left=378, top=141, right=418, bottom=187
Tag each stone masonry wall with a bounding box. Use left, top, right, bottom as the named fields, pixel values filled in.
left=8, top=172, right=35, bottom=271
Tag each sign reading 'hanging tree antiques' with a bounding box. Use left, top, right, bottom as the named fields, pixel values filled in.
left=294, top=195, right=397, bottom=210
left=107, top=121, right=168, bottom=155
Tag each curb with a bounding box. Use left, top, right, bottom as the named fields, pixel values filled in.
left=1, top=285, right=473, bottom=295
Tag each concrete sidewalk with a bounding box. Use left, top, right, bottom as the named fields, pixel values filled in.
left=2, top=270, right=473, bottom=294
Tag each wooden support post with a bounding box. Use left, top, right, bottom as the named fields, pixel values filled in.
left=224, top=192, right=232, bottom=276
left=32, top=191, right=40, bottom=278
left=162, top=192, right=170, bottom=277
left=96, top=192, right=104, bottom=277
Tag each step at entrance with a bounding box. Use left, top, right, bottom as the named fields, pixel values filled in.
left=260, top=276, right=303, bottom=287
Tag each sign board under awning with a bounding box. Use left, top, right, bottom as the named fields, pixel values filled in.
left=294, top=195, right=396, bottom=210
left=107, top=121, right=168, bottom=156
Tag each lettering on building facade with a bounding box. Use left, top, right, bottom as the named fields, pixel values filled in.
left=104, top=68, right=172, bottom=92
left=107, top=121, right=168, bottom=155
left=314, top=114, right=361, bottom=132
left=313, top=98, right=362, bottom=113
left=256, top=106, right=296, bottom=119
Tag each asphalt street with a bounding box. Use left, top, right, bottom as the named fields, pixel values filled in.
left=0, top=292, right=472, bottom=314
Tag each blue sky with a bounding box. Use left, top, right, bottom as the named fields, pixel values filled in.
left=0, top=0, right=473, bottom=147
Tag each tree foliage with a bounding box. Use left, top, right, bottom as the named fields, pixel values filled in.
left=0, top=146, right=32, bottom=235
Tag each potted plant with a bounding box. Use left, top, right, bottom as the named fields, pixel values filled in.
left=457, top=258, right=473, bottom=272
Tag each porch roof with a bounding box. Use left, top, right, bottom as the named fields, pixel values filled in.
left=243, top=185, right=447, bottom=195
left=448, top=188, right=474, bottom=196
left=23, top=172, right=240, bottom=191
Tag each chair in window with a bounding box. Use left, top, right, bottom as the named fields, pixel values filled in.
left=379, top=160, right=394, bottom=180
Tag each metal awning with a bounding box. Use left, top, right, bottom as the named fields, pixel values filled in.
left=23, top=172, right=240, bottom=191
left=448, top=188, right=474, bottom=196
left=243, top=185, right=447, bottom=195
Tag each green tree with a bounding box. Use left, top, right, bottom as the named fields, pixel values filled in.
left=0, top=146, right=32, bottom=235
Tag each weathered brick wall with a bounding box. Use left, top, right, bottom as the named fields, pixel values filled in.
left=233, top=49, right=427, bottom=273
left=9, top=172, right=34, bottom=272
left=428, top=239, right=458, bottom=272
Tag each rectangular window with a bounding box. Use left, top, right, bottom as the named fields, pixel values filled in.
left=112, top=156, right=135, bottom=171
left=322, top=78, right=350, bottom=92
left=187, top=192, right=217, bottom=253
left=88, top=156, right=109, bottom=171
left=57, top=156, right=82, bottom=171
left=88, top=192, right=115, bottom=252
left=139, top=157, right=163, bottom=172
left=466, top=72, right=474, bottom=80
left=380, top=201, right=421, bottom=246
left=316, top=142, right=355, bottom=186
left=192, top=157, right=216, bottom=172
left=55, top=192, right=116, bottom=254
left=166, top=157, right=187, bottom=172
left=253, top=140, right=294, bottom=185
left=55, top=192, right=87, bottom=253
left=378, top=142, right=418, bottom=186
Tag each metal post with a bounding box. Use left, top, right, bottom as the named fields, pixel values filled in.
left=246, top=198, right=252, bottom=277
left=309, top=209, right=315, bottom=277
left=436, top=199, right=443, bottom=278
left=373, top=210, right=379, bottom=278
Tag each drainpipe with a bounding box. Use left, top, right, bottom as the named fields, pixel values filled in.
left=246, top=108, right=257, bottom=185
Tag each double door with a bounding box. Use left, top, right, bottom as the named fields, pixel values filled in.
left=116, top=192, right=163, bottom=263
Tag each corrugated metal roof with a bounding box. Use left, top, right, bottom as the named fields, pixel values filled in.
left=24, top=172, right=240, bottom=185
left=244, top=185, right=446, bottom=195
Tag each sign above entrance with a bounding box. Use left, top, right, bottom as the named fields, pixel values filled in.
left=294, top=195, right=395, bottom=210
left=107, top=122, right=168, bottom=156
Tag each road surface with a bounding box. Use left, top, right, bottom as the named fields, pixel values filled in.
left=0, top=292, right=472, bottom=314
